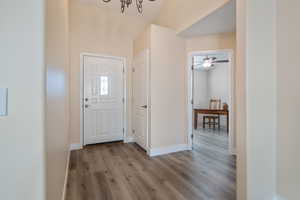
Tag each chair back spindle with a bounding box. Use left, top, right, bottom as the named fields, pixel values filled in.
left=209, top=99, right=221, bottom=110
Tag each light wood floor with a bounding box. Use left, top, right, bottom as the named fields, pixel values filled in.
left=194, top=127, right=230, bottom=153
left=66, top=133, right=236, bottom=200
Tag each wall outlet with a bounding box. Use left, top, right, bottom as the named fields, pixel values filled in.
left=0, top=88, right=8, bottom=116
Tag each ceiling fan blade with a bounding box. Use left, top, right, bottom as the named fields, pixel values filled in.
left=213, top=59, right=229, bottom=63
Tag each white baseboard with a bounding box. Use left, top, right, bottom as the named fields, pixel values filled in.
left=70, top=143, right=82, bottom=151
left=124, top=136, right=135, bottom=143
left=61, top=150, right=70, bottom=200
left=148, top=144, right=190, bottom=157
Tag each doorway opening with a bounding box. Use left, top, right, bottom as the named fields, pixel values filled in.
left=188, top=50, right=235, bottom=155
left=80, top=53, right=127, bottom=147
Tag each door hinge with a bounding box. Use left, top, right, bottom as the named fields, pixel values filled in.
left=191, top=133, right=194, bottom=139
left=123, top=66, right=125, bottom=73
left=123, top=128, right=125, bottom=133
left=122, top=98, right=125, bottom=103
left=132, top=68, right=135, bottom=73
left=191, top=99, right=194, bottom=105
left=132, top=129, right=135, bottom=134
left=191, top=65, right=194, bottom=70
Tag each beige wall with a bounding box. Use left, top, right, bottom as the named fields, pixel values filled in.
left=186, top=32, right=236, bottom=52
left=0, top=0, right=46, bottom=199
left=237, top=0, right=277, bottom=199
left=277, top=1, right=300, bottom=199
left=236, top=0, right=247, bottom=199
left=150, top=24, right=187, bottom=148
left=154, top=0, right=231, bottom=33
left=133, top=27, right=150, bottom=57
left=45, top=0, right=70, bottom=200
left=246, top=0, right=277, bottom=199
left=69, top=0, right=149, bottom=144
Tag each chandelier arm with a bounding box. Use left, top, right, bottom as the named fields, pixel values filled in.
left=121, top=0, right=125, bottom=13
left=102, top=0, right=155, bottom=13
left=126, top=0, right=132, bottom=8
left=136, top=0, right=143, bottom=13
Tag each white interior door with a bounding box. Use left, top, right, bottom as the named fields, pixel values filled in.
left=133, top=50, right=149, bottom=150
left=83, top=55, right=124, bottom=145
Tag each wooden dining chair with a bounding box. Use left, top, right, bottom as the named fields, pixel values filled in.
left=203, top=99, right=221, bottom=129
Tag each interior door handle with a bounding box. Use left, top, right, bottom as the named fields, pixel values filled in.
left=141, top=105, right=147, bottom=109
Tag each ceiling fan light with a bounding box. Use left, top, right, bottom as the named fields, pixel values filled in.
left=203, top=61, right=213, bottom=68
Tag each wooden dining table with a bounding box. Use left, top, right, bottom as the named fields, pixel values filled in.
left=194, top=108, right=229, bottom=132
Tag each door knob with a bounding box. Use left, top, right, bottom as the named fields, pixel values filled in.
left=141, top=105, right=147, bottom=109
left=85, top=104, right=89, bottom=108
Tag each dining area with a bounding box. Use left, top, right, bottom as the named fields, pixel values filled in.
left=193, top=99, right=229, bottom=132
left=190, top=51, right=233, bottom=152
left=192, top=98, right=231, bottom=155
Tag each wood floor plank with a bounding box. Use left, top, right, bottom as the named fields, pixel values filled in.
left=76, top=150, right=97, bottom=200
left=100, top=144, right=146, bottom=200
left=95, top=144, right=134, bottom=200
left=120, top=144, right=185, bottom=200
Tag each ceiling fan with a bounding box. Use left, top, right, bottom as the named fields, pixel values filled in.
left=194, top=56, right=229, bottom=70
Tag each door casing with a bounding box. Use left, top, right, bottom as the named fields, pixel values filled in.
left=187, top=49, right=236, bottom=155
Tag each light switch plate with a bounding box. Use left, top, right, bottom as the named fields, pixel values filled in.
left=0, top=88, right=8, bottom=116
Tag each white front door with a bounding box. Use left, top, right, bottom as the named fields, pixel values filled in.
left=83, top=55, right=124, bottom=145
left=133, top=50, right=149, bottom=150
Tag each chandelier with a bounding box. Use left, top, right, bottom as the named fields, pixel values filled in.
left=102, top=0, right=156, bottom=14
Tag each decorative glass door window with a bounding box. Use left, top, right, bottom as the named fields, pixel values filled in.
left=100, top=76, right=109, bottom=96
left=91, top=75, right=111, bottom=97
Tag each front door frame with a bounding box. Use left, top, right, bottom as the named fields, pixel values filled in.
left=187, top=49, right=236, bottom=155
left=80, top=53, right=127, bottom=147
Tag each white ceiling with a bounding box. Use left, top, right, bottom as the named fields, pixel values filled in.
left=79, top=0, right=164, bottom=22
left=179, top=0, right=236, bottom=38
